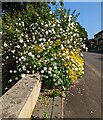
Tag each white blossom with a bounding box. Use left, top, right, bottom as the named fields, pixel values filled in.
left=21, top=74, right=26, bottom=78
left=49, top=30, right=52, bottom=33
left=6, top=56, right=9, bottom=59
left=11, top=50, right=15, bottom=54
left=32, top=70, right=35, bottom=74
left=14, top=70, right=17, bottom=73
left=61, top=45, right=64, bottom=50
left=54, top=66, right=57, bottom=70
left=53, top=24, right=55, bottom=27
left=22, top=65, right=26, bottom=71
left=66, top=56, right=69, bottom=59
left=8, top=79, right=12, bottom=83
left=16, top=45, right=20, bottom=48
left=9, top=70, right=13, bottom=73
left=28, top=52, right=33, bottom=57
left=16, top=28, right=19, bottom=32
left=64, top=15, right=67, bottom=18
left=39, top=38, right=42, bottom=42
left=83, top=44, right=86, bottom=48
left=67, top=40, right=70, bottom=44
left=43, top=67, right=47, bottom=71
left=34, top=65, right=36, bottom=68
left=75, top=68, right=78, bottom=71
left=82, top=71, right=84, bottom=74
left=44, top=60, right=47, bottom=63
left=25, top=34, right=28, bottom=38
left=27, top=70, right=30, bottom=73
left=48, top=71, right=51, bottom=74
left=50, top=11, right=52, bottom=14
left=18, top=68, right=22, bottom=72
left=67, top=66, right=70, bottom=68
left=48, top=46, right=51, bottom=49
left=51, top=28, right=54, bottom=32
left=16, top=61, right=19, bottom=63
left=5, top=87, right=8, bottom=90
left=69, top=45, right=72, bottom=48
left=41, top=70, right=44, bottom=73
left=74, top=41, right=76, bottom=44
left=22, top=21, right=24, bottom=26
left=27, top=40, right=29, bottom=42
left=46, top=76, right=48, bottom=78
left=53, top=79, right=56, bottom=82
left=46, top=31, right=48, bottom=35
left=60, top=28, right=62, bottom=31
left=49, top=67, right=52, bottom=71
left=4, top=43, right=8, bottom=47
left=62, top=53, right=65, bottom=56
left=50, top=58, right=53, bottom=61
left=19, top=39, right=23, bottom=43
left=80, top=53, right=83, bottom=57
left=82, top=67, right=84, bottom=70
left=43, top=38, right=46, bottom=42
left=53, top=74, right=56, bottom=77
left=15, top=77, right=18, bottom=80
left=66, top=70, right=68, bottom=73
left=37, top=55, right=40, bottom=58
left=41, top=22, right=43, bottom=25
left=45, top=24, right=48, bottom=27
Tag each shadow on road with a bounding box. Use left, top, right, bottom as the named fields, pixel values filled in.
left=88, top=51, right=103, bottom=54
left=97, top=57, right=103, bottom=61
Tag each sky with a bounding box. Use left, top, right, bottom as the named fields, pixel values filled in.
left=64, top=2, right=101, bottom=39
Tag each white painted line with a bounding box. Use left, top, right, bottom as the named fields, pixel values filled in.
left=85, top=61, right=102, bottom=78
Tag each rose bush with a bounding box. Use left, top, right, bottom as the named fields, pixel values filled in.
left=2, top=2, right=87, bottom=93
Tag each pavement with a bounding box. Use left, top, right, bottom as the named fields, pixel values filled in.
left=64, top=52, right=102, bottom=118
left=32, top=91, right=62, bottom=119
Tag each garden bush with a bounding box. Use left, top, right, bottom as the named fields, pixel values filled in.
left=2, top=2, right=87, bottom=94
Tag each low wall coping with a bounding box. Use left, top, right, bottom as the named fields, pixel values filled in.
left=0, top=73, right=41, bottom=119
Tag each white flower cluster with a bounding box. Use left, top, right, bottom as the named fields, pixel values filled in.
left=2, top=4, right=87, bottom=91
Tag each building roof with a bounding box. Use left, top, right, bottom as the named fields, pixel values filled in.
left=94, top=30, right=103, bottom=37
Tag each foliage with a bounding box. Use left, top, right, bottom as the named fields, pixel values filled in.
left=2, top=2, right=87, bottom=93
left=0, top=17, right=1, bottom=32
left=43, top=111, right=48, bottom=120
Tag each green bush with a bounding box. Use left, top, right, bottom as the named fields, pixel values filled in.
left=2, top=2, right=87, bottom=93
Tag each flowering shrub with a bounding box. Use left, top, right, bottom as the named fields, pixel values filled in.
left=2, top=3, right=87, bottom=93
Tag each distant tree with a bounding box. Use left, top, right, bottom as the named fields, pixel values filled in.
left=76, top=22, right=88, bottom=41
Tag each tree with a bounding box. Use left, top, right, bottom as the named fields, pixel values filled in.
left=2, top=2, right=86, bottom=94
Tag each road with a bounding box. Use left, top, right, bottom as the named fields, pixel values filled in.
left=83, top=52, right=102, bottom=78
left=64, top=52, right=102, bottom=118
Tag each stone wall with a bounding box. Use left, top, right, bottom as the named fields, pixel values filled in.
left=0, top=73, right=41, bottom=119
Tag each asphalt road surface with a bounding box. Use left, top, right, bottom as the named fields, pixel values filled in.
left=83, top=52, right=102, bottom=78
left=64, top=52, right=102, bottom=118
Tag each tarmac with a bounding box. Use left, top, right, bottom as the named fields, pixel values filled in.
left=64, top=64, right=101, bottom=118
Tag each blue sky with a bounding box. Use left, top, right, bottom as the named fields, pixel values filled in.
left=64, top=2, right=101, bottom=39
left=49, top=2, right=101, bottom=39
